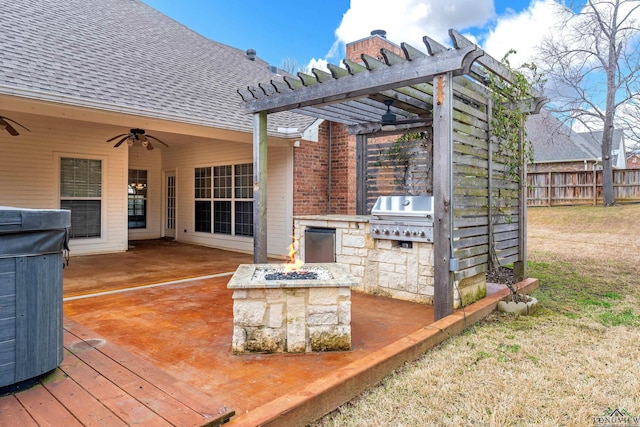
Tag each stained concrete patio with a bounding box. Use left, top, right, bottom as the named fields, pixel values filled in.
left=58, top=240, right=536, bottom=426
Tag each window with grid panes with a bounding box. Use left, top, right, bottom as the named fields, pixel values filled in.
left=60, top=157, right=102, bottom=238
left=194, top=163, right=253, bottom=236
left=194, top=167, right=212, bottom=232
left=233, top=163, right=253, bottom=236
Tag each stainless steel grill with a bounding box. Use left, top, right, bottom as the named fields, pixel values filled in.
left=370, top=195, right=434, bottom=243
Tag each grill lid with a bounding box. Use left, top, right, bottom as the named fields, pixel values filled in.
left=371, top=195, right=433, bottom=218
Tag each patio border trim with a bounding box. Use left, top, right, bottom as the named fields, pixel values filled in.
left=63, top=272, right=235, bottom=301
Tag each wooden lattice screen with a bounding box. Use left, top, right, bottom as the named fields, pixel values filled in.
left=452, top=80, right=521, bottom=281
left=362, top=79, right=523, bottom=281
left=364, top=131, right=433, bottom=212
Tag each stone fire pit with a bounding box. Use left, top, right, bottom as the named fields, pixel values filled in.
left=227, top=263, right=356, bottom=354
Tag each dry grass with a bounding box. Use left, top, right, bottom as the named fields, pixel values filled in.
left=311, top=204, right=640, bottom=426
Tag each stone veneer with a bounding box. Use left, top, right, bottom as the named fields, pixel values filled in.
left=295, top=215, right=486, bottom=308
left=227, top=263, right=356, bottom=354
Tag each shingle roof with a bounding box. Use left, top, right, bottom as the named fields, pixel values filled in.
left=527, top=109, right=600, bottom=162
left=0, top=0, right=314, bottom=137
left=578, top=129, right=624, bottom=165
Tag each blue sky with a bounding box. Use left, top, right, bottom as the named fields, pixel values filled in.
left=142, top=0, right=553, bottom=70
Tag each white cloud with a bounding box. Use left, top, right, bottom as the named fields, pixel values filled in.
left=307, top=0, right=624, bottom=79
left=304, top=58, right=329, bottom=73
left=305, top=0, right=495, bottom=70
left=482, top=0, right=562, bottom=66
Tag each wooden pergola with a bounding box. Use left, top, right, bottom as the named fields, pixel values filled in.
left=238, top=29, right=545, bottom=320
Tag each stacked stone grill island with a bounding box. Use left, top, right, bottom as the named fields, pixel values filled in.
left=228, top=263, right=356, bottom=354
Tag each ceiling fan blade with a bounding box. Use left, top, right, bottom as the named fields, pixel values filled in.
left=0, top=119, right=20, bottom=136
left=5, top=124, right=19, bottom=136
left=113, top=136, right=130, bottom=147
left=0, top=116, right=31, bottom=133
left=147, top=135, right=169, bottom=147
left=107, top=133, right=128, bottom=142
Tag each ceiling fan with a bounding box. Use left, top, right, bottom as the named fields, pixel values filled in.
left=0, top=116, right=31, bottom=136
left=380, top=100, right=429, bottom=128
left=107, top=128, right=169, bottom=150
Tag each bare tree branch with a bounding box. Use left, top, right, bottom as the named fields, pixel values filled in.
left=538, top=0, right=640, bottom=206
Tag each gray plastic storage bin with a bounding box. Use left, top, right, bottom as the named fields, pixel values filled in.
left=0, top=207, right=70, bottom=388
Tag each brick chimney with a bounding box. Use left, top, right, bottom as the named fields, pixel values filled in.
left=345, top=30, right=404, bottom=63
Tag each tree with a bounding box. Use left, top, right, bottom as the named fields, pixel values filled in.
left=279, top=57, right=300, bottom=76
left=538, top=0, right=640, bottom=206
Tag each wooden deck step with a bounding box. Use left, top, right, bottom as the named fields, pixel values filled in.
left=0, top=318, right=234, bottom=426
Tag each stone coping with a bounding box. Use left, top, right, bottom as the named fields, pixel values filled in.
left=293, top=214, right=370, bottom=222
left=227, top=263, right=358, bottom=289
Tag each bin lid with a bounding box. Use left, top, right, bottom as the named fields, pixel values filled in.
left=0, top=206, right=71, bottom=233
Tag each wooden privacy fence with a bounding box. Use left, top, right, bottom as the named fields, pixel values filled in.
left=527, top=169, right=640, bottom=206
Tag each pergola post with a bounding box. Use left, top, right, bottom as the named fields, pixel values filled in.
left=432, top=72, right=454, bottom=320
left=253, top=111, right=268, bottom=263
left=514, top=120, right=527, bottom=281
left=355, top=134, right=367, bottom=215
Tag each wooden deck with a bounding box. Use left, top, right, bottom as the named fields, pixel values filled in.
left=0, top=319, right=234, bottom=426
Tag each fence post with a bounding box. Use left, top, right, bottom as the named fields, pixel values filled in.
left=593, top=169, right=597, bottom=206
left=547, top=172, right=552, bottom=207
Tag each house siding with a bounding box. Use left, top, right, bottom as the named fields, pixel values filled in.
left=627, top=154, right=640, bottom=169
left=161, top=139, right=293, bottom=257
left=0, top=117, right=128, bottom=255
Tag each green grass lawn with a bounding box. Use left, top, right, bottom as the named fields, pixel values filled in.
left=311, top=204, right=640, bottom=426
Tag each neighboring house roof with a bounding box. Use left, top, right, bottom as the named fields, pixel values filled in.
left=578, top=129, right=625, bottom=167
left=527, top=108, right=600, bottom=163
left=0, top=0, right=314, bottom=137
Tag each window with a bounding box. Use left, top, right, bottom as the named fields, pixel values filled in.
left=128, top=169, right=147, bottom=229
left=195, top=167, right=212, bottom=232
left=233, top=163, right=253, bottom=236
left=60, top=157, right=102, bottom=239
left=194, top=163, right=253, bottom=237
left=213, top=165, right=232, bottom=234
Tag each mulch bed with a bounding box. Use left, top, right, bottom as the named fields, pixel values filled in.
left=486, top=266, right=515, bottom=286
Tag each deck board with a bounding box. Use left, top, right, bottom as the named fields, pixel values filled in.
left=14, top=382, right=84, bottom=427
left=64, top=319, right=232, bottom=420
left=42, top=368, right=129, bottom=427
left=57, top=353, right=164, bottom=426
left=0, top=321, right=234, bottom=427
left=0, top=395, right=38, bottom=426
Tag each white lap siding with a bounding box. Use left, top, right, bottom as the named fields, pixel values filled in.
left=0, top=114, right=128, bottom=255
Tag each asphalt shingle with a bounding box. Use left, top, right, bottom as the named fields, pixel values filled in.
left=527, top=109, right=601, bottom=162
left=0, top=0, right=315, bottom=136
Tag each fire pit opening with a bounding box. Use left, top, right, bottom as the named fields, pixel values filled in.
left=265, top=270, right=317, bottom=280
left=253, top=265, right=332, bottom=281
